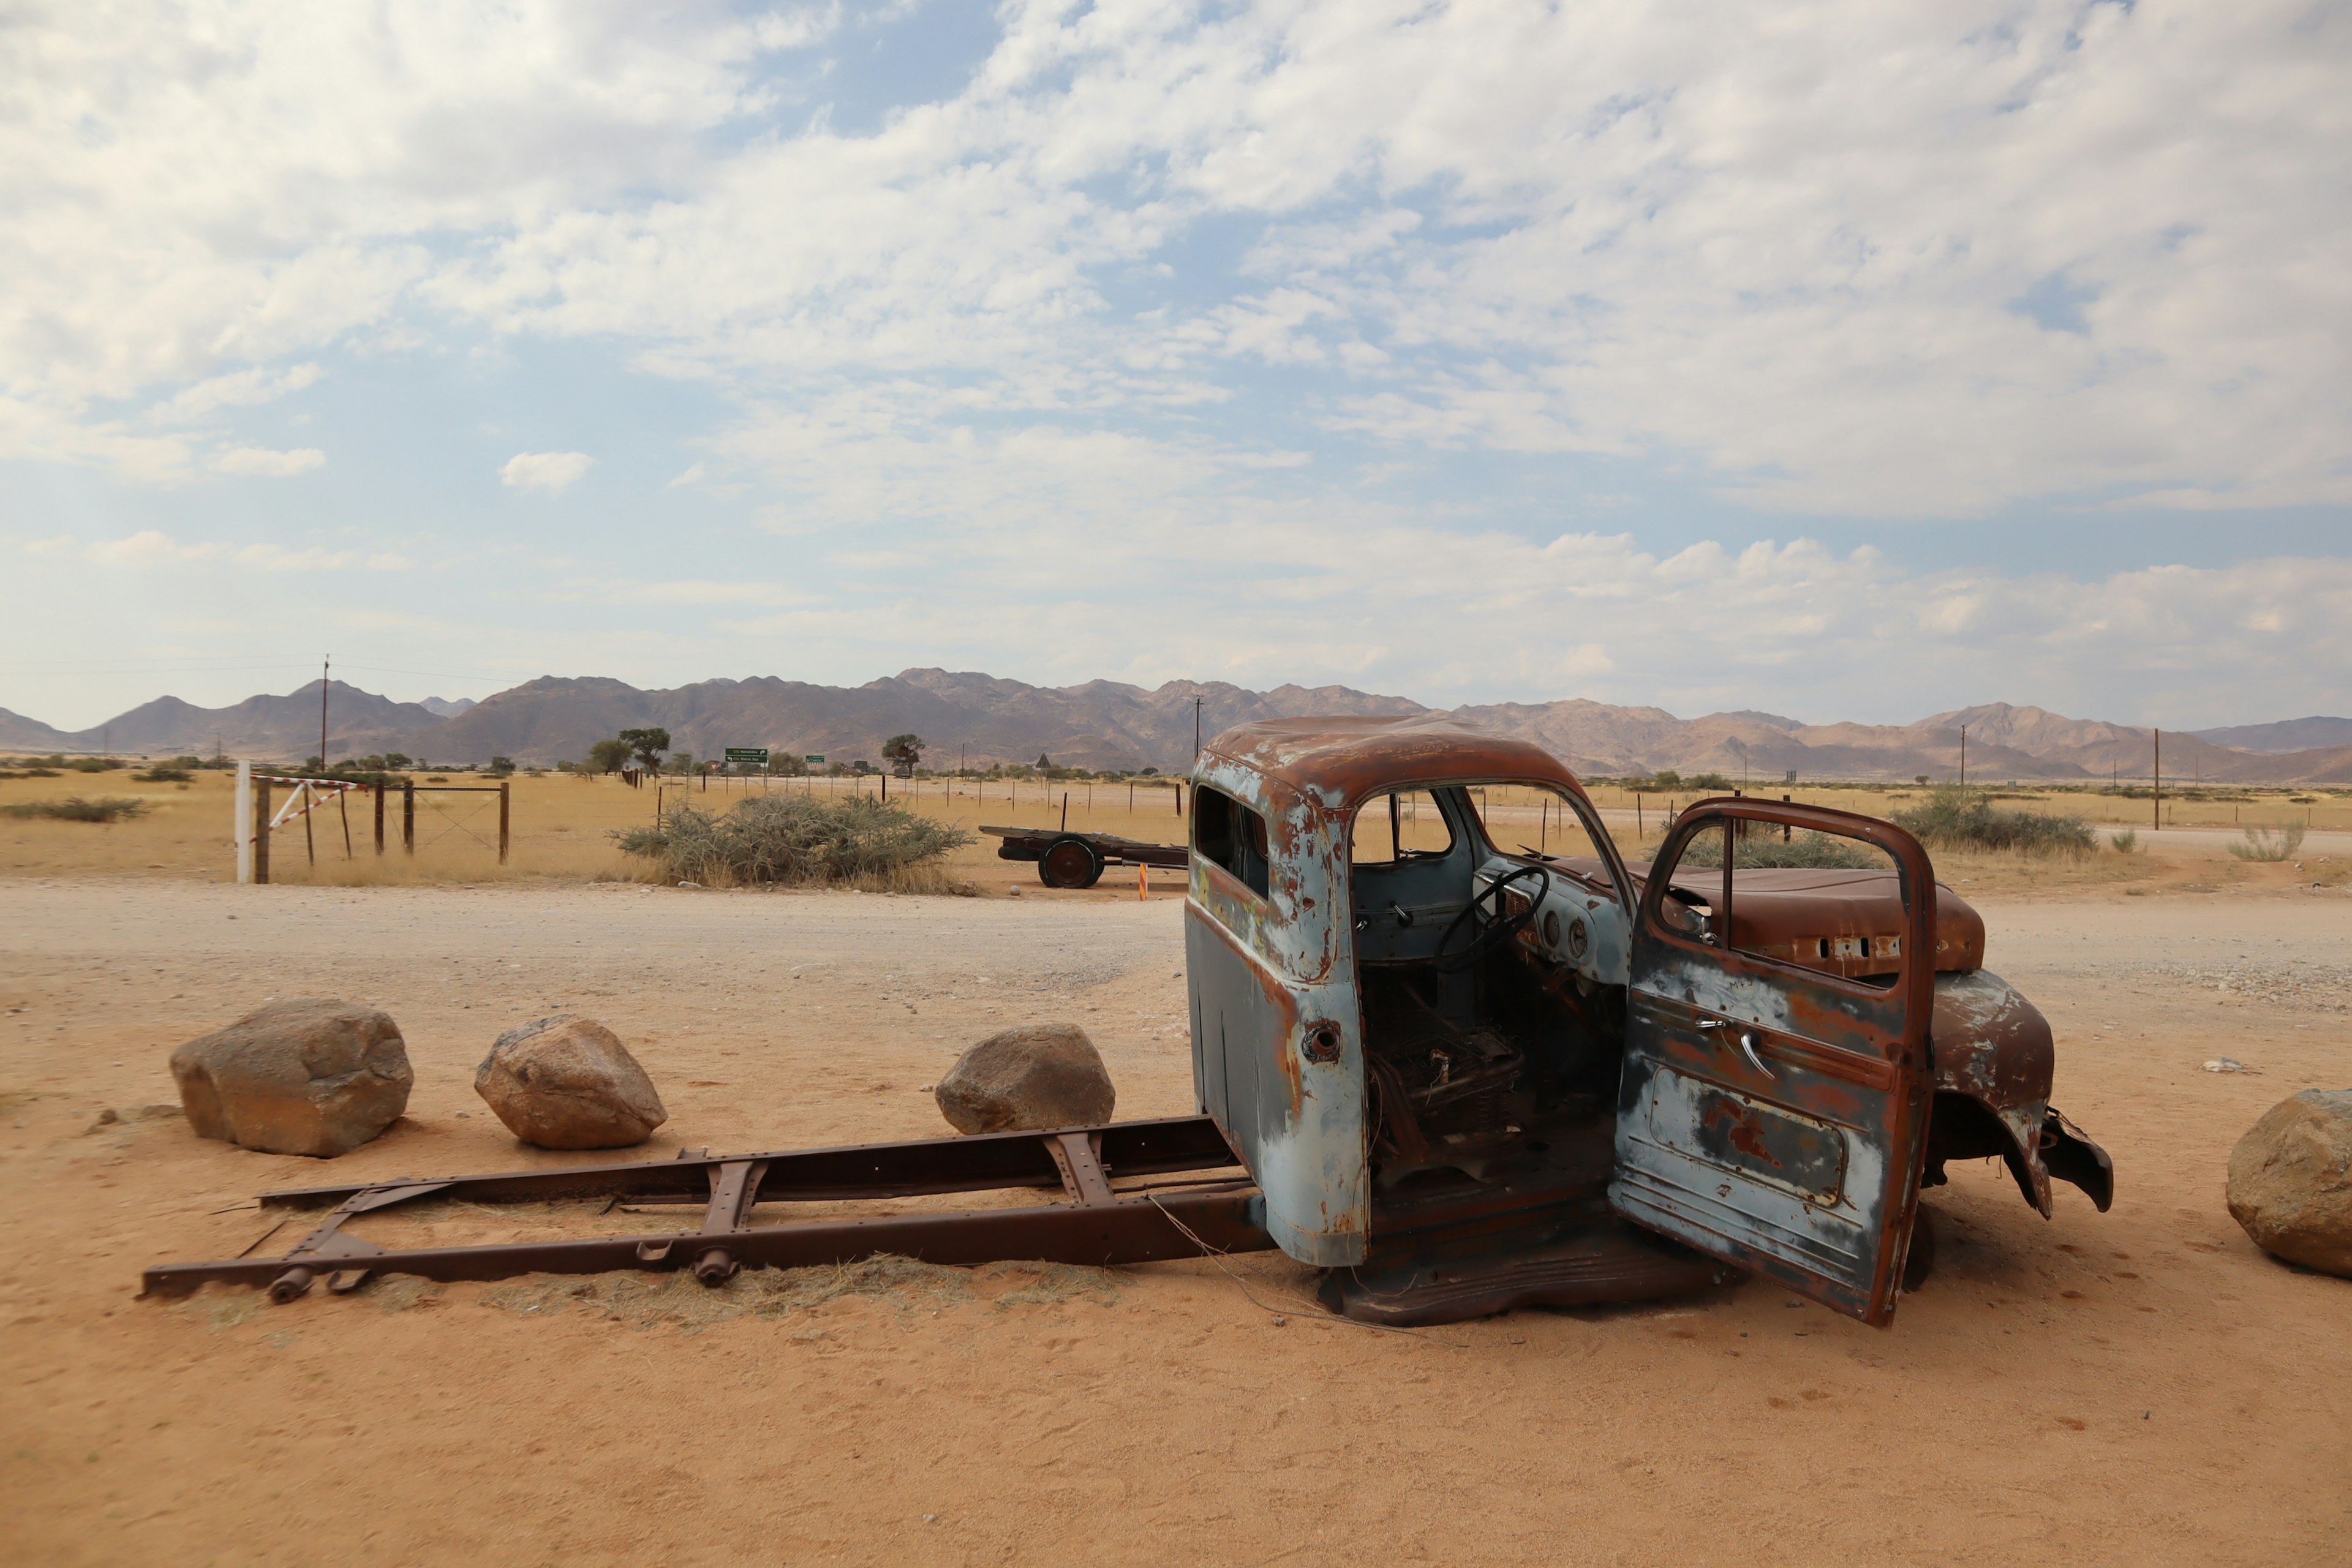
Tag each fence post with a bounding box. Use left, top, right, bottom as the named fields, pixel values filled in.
left=373, top=784, right=385, bottom=855
left=254, top=778, right=271, bottom=885
left=235, top=761, right=254, bottom=884
left=499, top=782, right=510, bottom=865
left=403, top=783, right=414, bottom=853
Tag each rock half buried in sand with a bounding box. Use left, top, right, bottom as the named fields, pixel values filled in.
left=935, top=1023, right=1115, bottom=1135
left=2226, top=1088, right=2352, bottom=1277
left=170, top=999, right=413, bottom=1158
left=475, top=1014, right=668, bottom=1149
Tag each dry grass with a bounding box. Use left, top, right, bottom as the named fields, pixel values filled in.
left=1, top=767, right=2334, bottom=899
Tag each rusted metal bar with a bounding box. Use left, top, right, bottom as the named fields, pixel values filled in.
left=499, top=781, right=510, bottom=864
left=254, top=779, right=271, bottom=884
left=142, top=1117, right=1260, bottom=1300
left=1046, top=1132, right=1116, bottom=1206
left=146, top=1186, right=1268, bottom=1300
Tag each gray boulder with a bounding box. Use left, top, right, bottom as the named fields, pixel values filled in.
left=2227, top=1088, right=2352, bottom=1277
left=935, top=1023, right=1115, bottom=1135
left=170, top=1000, right=413, bottom=1158
left=475, top=1015, right=667, bottom=1149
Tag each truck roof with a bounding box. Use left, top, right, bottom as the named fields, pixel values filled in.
left=1204, top=715, right=1582, bottom=808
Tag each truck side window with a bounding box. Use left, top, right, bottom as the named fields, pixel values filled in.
left=1350, top=790, right=1454, bottom=864
left=1194, top=785, right=1271, bottom=899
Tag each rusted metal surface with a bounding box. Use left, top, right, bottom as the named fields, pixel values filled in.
left=1180, top=720, right=2111, bottom=1327
left=143, top=1117, right=1268, bottom=1300
left=1610, top=797, right=1939, bottom=1326
left=1185, top=760, right=1366, bottom=1262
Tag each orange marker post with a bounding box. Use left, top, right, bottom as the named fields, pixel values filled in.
left=1138, top=862, right=1149, bottom=900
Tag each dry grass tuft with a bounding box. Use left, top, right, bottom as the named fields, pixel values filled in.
left=174, top=1283, right=267, bottom=1334
left=364, top=1275, right=447, bottom=1313
left=981, top=1260, right=1123, bottom=1308
left=2229, top=822, right=2307, bottom=862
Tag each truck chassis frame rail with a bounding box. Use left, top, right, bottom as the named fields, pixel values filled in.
left=141, top=1115, right=1270, bottom=1303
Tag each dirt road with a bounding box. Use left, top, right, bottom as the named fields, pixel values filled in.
left=1, top=880, right=2345, bottom=1566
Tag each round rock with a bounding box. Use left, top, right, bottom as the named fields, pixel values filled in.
left=2226, top=1088, right=2352, bottom=1277
left=170, top=998, right=413, bottom=1158
left=934, top=1023, right=1115, bottom=1135
left=475, top=1014, right=668, bottom=1149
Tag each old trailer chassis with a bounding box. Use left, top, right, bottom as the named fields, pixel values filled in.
left=141, top=1116, right=1272, bottom=1303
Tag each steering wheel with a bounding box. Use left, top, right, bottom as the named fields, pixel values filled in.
left=1433, top=864, right=1551, bottom=973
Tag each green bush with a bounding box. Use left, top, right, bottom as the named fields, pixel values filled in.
left=2228, top=822, right=2305, bottom=862
left=1891, top=785, right=2094, bottom=855
left=1678, top=829, right=1882, bottom=870
left=134, top=766, right=192, bottom=782
left=1, top=796, right=149, bottom=823
left=2109, top=829, right=2139, bottom=854
left=613, top=793, right=972, bottom=886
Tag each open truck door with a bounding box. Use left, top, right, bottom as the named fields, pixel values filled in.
left=1610, top=801, right=1936, bottom=1325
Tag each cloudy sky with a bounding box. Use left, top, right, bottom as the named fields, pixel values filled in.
left=3, top=0, right=2347, bottom=731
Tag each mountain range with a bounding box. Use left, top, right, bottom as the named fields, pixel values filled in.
left=3, top=671, right=2348, bottom=785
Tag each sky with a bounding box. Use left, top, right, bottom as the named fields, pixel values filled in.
left=2, top=0, right=2348, bottom=732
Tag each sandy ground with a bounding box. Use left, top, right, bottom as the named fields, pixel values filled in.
left=2, top=878, right=2348, bottom=1567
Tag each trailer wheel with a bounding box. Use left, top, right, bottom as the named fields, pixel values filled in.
left=1038, top=835, right=1105, bottom=889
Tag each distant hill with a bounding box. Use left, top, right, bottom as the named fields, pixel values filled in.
left=426, top=669, right=1426, bottom=774
left=10, top=673, right=2351, bottom=783
left=43, top=681, right=445, bottom=761
left=0, top=705, right=71, bottom=751
left=2190, top=716, right=2352, bottom=753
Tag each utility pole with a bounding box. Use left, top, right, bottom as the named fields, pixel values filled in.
left=319, top=655, right=330, bottom=772
left=2153, top=728, right=2161, bottom=831
left=1959, top=725, right=1967, bottom=788
left=1193, top=695, right=1204, bottom=761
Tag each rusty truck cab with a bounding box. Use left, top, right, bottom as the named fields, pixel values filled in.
left=1186, top=715, right=2110, bottom=1327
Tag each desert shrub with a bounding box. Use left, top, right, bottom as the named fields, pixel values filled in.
left=2229, top=822, right=2306, bottom=862
left=2109, top=829, right=2139, bottom=854
left=1678, top=829, right=1882, bottom=870
left=1891, top=785, right=2095, bottom=856
left=134, top=766, right=192, bottom=782
left=1, top=796, right=149, bottom=823
left=614, top=793, right=972, bottom=887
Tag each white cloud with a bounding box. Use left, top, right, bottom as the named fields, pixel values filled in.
left=500, top=451, right=595, bottom=494
left=74, top=530, right=405, bottom=572
left=151, top=366, right=322, bottom=424
left=10, top=1, right=2348, bottom=514
left=211, top=446, right=325, bottom=477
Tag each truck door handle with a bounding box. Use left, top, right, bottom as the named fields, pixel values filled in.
left=1737, top=1030, right=1776, bottom=1080
left=1694, top=1017, right=1727, bottom=1030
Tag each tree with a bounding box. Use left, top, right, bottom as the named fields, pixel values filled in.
left=1649, top=770, right=1683, bottom=791
left=617, top=728, right=671, bottom=771
left=488, top=756, right=516, bottom=776
left=881, top=733, right=925, bottom=778
left=587, top=738, right=631, bottom=775
left=383, top=752, right=413, bottom=770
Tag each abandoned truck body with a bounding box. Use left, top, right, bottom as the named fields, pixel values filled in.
left=144, top=714, right=2111, bottom=1330
left=1186, top=715, right=2111, bottom=1326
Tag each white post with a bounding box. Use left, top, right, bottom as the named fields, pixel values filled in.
left=235, top=760, right=254, bottom=884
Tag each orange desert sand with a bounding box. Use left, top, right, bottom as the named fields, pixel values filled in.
left=1, top=876, right=2347, bottom=1566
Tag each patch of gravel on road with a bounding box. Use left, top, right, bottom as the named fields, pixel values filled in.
left=2127, top=960, right=2351, bottom=1012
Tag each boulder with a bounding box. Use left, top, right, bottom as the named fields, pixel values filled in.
left=170, top=1000, right=413, bottom=1158
left=2226, top=1088, right=2352, bottom=1277
left=475, top=1015, right=667, bottom=1149
left=935, top=1023, right=1115, bottom=1135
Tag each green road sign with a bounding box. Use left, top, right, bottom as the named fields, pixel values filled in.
left=724, top=748, right=769, bottom=767
left=804, top=754, right=824, bottom=766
